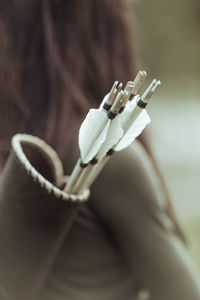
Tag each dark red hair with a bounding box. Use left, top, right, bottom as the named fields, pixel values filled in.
left=0, top=0, right=136, bottom=165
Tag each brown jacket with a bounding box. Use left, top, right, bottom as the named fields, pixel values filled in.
left=0, top=134, right=199, bottom=300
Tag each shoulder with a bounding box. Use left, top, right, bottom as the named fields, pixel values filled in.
left=91, top=140, right=173, bottom=232
left=93, top=140, right=167, bottom=209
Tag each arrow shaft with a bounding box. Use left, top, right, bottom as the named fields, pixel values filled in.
left=64, top=159, right=83, bottom=193
left=72, top=164, right=94, bottom=194
left=78, top=156, right=110, bottom=193
left=122, top=105, right=142, bottom=133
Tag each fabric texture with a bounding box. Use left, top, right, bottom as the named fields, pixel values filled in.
left=0, top=134, right=200, bottom=300
left=0, top=134, right=88, bottom=300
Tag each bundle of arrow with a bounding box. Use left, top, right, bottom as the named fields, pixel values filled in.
left=65, top=71, right=160, bottom=196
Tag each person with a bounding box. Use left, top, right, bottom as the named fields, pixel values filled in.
left=0, top=0, right=200, bottom=299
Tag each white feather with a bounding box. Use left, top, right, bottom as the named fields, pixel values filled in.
left=97, top=117, right=124, bottom=160
left=119, top=96, right=139, bottom=132
left=115, top=110, right=151, bottom=151
left=123, top=96, right=138, bottom=113
left=79, top=109, right=110, bottom=163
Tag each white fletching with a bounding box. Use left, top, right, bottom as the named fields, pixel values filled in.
left=115, top=110, right=150, bottom=151
left=114, top=109, right=151, bottom=151
left=114, top=97, right=151, bottom=152
left=97, top=117, right=124, bottom=160
left=119, top=96, right=139, bottom=132
left=79, top=109, right=110, bottom=163
left=123, top=96, right=137, bottom=114
left=67, top=74, right=160, bottom=195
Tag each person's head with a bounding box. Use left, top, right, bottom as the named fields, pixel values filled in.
left=0, top=0, right=136, bottom=165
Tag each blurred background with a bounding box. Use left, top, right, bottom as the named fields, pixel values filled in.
left=131, top=0, right=200, bottom=271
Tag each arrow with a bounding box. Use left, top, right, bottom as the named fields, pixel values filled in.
left=76, top=79, right=161, bottom=193
left=70, top=71, right=147, bottom=193
left=65, top=82, right=125, bottom=193
left=115, top=80, right=161, bottom=151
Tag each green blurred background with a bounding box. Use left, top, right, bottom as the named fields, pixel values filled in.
left=131, top=0, right=200, bottom=271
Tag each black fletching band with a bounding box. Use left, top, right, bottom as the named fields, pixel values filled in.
left=80, top=161, right=88, bottom=168
left=137, top=98, right=147, bottom=108
left=90, top=157, right=98, bottom=165
left=103, top=103, right=112, bottom=111
left=129, top=94, right=136, bottom=101
left=107, top=111, right=117, bottom=120
left=107, top=149, right=114, bottom=156
left=119, top=106, right=125, bottom=113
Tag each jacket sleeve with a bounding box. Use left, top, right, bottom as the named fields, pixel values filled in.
left=0, top=134, right=89, bottom=300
